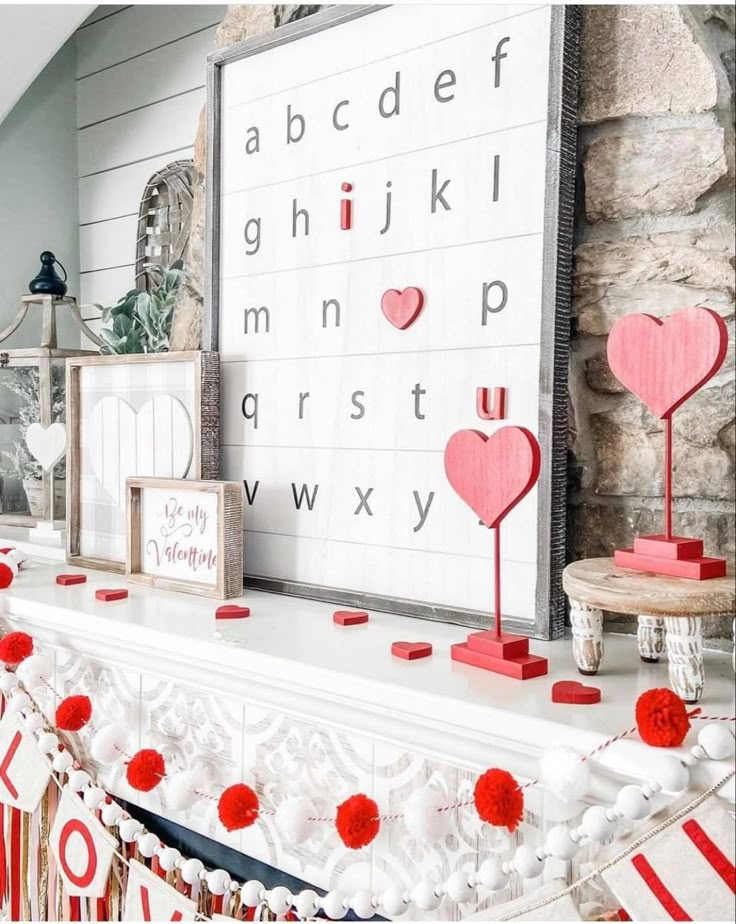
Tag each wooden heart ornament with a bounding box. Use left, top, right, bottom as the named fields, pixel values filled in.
left=444, top=427, right=541, bottom=528
left=381, top=287, right=424, bottom=329
left=26, top=422, right=67, bottom=472
left=607, top=306, right=728, bottom=419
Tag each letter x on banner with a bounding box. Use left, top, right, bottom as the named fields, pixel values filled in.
left=602, top=795, right=735, bottom=921
left=124, top=859, right=198, bottom=922
left=0, top=710, right=51, bottom=814
left=49, top=787, right=118, bottom=898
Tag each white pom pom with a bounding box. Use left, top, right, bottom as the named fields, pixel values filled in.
left=207, top=869, right=231, bottom=896
left=241, top=881, right=265, bottom=908
left=381, top=886, right=408, bottom=917
left=0, top=672, right=18, bottom=694
left=158, top=847, right=181, bottom=872
left=9, top=691, right=30, bottom=713
left=540, top=746, right=590, bottom=803
left=16, top=654, right=52, bottom=691
left=581, top=805, right=617, bottom=842
left=90, top=724, right=129, bottom=764
left=446, top=871, right=474, bottom=903
left=100, top=802, right=123, bottom=827
left=37, top=732, right=59, bottom=754
left=137, top=832, right=160, bottom=858
left=698, top=724, right=735, bottom=761
left=545, top=825, right=579, bottom=861
left=0, top=553, right=18, bottom=576
left=52, top=750, right=73, bottom=773
left=404, top=785, right=451, bottom=842
left=513, top=845, right=544, bottom=879
left=67, top=769, right=91, bottom=792
left=295, top=890, right=320, bottom=918
left=321, top=891, right=347, bottom=920
left=412, top=881, right=441, bottom=912
left=349, top=889, right=375, bottom=919
left=275, top=796, right=315, bottom=845
left=615, top=785, right=650, bottom=821
left=24, top=712, right=46, bottom=734
left=180, top=858, right=204, bottom=885
left=167, top=768, right=204, bottom=812
left=478, top=857, right=508, bottom=891
left=83, top=786, right=106, bottom=810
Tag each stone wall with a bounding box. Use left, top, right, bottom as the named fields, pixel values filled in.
left=571, top=6, right=735, bottom=640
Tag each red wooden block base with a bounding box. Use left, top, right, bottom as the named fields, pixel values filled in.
left=56, top=574, right=87, bottom=586
left=551, top=680, right=601, bottom=704
left=467, top=630, right=528, bottom=659
left=216, top=605, right=251, bottom=619
left=615, top=549, right=726, bottom=580
left=95, top=588, right=128, bottom=602
left=451, top=642, right=548, bottom=680
left=333, top=610, right=369, bottom=626
left=392, top=641, right=432, bottom=660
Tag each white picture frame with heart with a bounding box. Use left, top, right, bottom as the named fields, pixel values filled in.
left=66, top=352, right=220, bottom=573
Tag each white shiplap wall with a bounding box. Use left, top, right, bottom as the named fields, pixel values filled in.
left=76, top=4, right=225, bottom=331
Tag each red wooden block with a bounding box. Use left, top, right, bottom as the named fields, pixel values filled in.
left=633, top=535, right=704, bottom=560
left=56, top=574, right=87, bottom=586
left=607, top=306, right=728, bottom=419
left=552, top=680, right=601, bottom=705
left=391, top=641, right=432, bottom=660
left=444, top=427, right=541, bottom=528
left=95, top=588, right=128, bottom=602
left=615, top=549, right=727, bottom=580
left=451, top=642, right=548, bottom=680
left=467, top=630, right=528, bottom=659
left=216, top=605, right=251, bottom=619
left=333, top=610, right=369, bottom=626
left=380, top=287, right=424, bottom=330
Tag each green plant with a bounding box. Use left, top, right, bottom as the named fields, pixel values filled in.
left=99, top=260, right=183, bottom=354
left=0, top=366, right=66, bottom=482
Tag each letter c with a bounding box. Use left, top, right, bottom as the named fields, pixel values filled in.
left=333, top=99, right=349, bottom=131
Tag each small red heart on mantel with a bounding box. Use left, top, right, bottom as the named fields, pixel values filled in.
left=607, top=306, right=728, bottom=419
left=216, top=605, right=251, bottom=620
left=381, top=287, right=424, bottom=329
left=551, top=680, right=601, bottom=705
left=391, top=641, right=433, bottom=660
left=334, top=610, right=369, bottom=626
left=444, top=427, right=541, bottom=528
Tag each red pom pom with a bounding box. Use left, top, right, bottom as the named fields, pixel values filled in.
left=56, top=695, right=92, bottom=732
left=218, top=784, right=259, bottom=831
left=0, top=631, right=33, bottom=665
left=474, top=768, right=524, bottom=832
left=335, top=793, right=380, bottom=849
left=0, top=562, right=14, bottom=589
left=126, top=749, right=165, bottom=791
left=636, top=688, right=690, bottom=747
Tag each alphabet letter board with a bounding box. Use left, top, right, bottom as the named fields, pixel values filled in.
left=206, top=5, right=578, bottom=638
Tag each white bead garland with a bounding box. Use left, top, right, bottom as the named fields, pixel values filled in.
left=206, top=869, right=231, bottom=896
left=381, top=885, right=409, bottom=917
left=137, top=832, right=160, bottom=858
left=157, top=847, right=181, bottom=873
left=294, top=889, right=320, bottom=918
left=67, top=769, right=91, bottom=792
left=83, top=786, right=106, bottom=811
left=698, top=724, right=735, bottom=761
left=119, top=818, right=143, bottom=843
left=0, top=671, right=18, bottom=694
left=100, top=802, right=123, bottom=827
left=321, top=890, right=347, bottom=920
left=349, top=889, right=375, bottom=919
left=52, top=749, right=74, bottom=774
left=615, top=785, right=651, bottom=821
left=9, top=691, right=31, bottom=713
left=241, top=880, right=265, bottom=908
left=23, top=711, right=46, bottom=734
left=180, top=858, right=204, bottom=885
left=513, top=844, right=545, bottom=879
left=581, top=805, right=617, bottom=842
left=412, top=880, right=442, bottom=912
left=37, top=731, right=59, bottom=754
left=545, top=825, right=579, bottom=861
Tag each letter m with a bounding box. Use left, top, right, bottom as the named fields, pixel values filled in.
left=244, top=306, right=270, bottom=334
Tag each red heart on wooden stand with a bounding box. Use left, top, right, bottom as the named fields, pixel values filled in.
left=444, top=427, right=541, bottom=527
left=381, top=287, right=424, bottom=329
left=607, top=306, right=728, bottom=418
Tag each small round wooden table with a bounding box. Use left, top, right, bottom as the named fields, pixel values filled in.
left=562, top=558, right=735, bottom=703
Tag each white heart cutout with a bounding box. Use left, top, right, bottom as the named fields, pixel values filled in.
left=26, top=422, right=67, bottom=472
left=88, top=395, right=193, bottom=508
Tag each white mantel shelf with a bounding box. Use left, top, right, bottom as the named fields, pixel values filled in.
left=3, top=559, right=734, bottom=802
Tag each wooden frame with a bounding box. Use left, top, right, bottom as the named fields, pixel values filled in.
left=126, top=477, right=243, bottom=599
left=66, top=351, right=220, bottom=573
left=204, top=6, right=579, bottom=639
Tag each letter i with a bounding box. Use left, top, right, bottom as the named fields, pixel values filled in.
left=340, top=182, right=353, bottom=230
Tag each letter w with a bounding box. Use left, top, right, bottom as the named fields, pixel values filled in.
left=291, top=483, right=319, bottom=510
left=140, top=885, right=183, bottom=921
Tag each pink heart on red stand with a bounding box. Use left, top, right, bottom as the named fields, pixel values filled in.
left=381, top=287, right=424, bottom=330
left=444, top=427, right=541, bottom=527
left=607, top=306, right=728, bottom=418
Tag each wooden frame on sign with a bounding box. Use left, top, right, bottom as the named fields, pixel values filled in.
left=66, top=351, right=220, bottom=573
left=126, top=477, right=243, bottom=599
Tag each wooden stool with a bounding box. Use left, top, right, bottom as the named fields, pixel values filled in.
left=562, top=558, right=734, bottom=703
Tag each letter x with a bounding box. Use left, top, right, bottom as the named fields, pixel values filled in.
left=354, top=487, right=374, bottom=516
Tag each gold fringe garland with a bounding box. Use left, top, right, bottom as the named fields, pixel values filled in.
left=39, top=790, right=49, bottom=922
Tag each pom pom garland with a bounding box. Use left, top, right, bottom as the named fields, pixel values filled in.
left=474, top=768, right=524, bottom=832
left=335, top=794, right=380, bottom=849
left=0, top=561, right=15, bottom=589
left=167, top=768, right=205, bottom=812
left=404, top=785, right=451, bottom=842
left=636, top=688, right=690, bottom=747
left=0, top=631, right=33, bottom=665
left=218, top=784, right=259, bottom=831
left=274, top=795, right=316, bottom=844
left=16, top=653, right=53, bottom=691
left=56, top=695, right=92, bottom=731
left=126, top=749, right=166, bottom=792
left=539, top=746, right=590, bottom=803
left=90, top=724, right=129, bottom=764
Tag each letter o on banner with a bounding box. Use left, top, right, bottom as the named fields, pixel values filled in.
left=50, top=787, right=116, bottom=897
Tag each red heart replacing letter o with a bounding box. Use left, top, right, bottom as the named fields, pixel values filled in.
left=444, top=427, right=541, bottom=528
left=381, top=287, right=424, bottom=330
left=607, top=306, right=728, bottom=419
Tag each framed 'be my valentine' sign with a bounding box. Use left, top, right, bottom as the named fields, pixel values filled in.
left=205, top=5, right=579, bottom=637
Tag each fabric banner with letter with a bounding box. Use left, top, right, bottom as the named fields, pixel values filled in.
left=123, top=859, right=198, bottom=922
left=0, top=711, right=51, bottom=814
left=49, top=787, right=117, bottom=898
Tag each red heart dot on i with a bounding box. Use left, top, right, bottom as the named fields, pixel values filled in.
left=333, top=610, right=369, bottom=626
left=551, top=680, right=601, bottom=705
left=380, top=287, right=424, bottom=330
left=216, top=605, right=251, bottom=620
left=391, top=641, right=433, bottom=660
